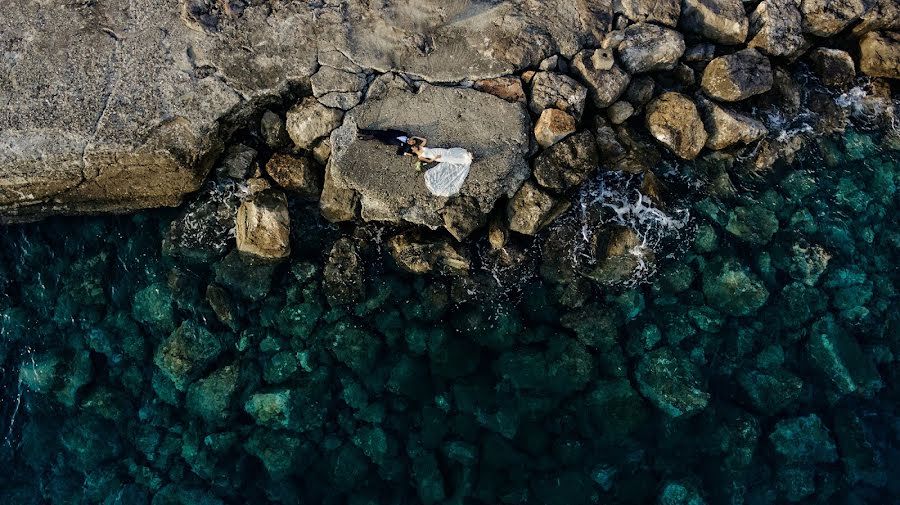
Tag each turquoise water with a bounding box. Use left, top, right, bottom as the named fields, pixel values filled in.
left=0, top=127, right=897, bottom=504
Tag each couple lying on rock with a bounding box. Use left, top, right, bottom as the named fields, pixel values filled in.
left=358, top=128, right=473, bottom=197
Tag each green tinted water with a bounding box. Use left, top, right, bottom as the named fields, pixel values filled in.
left=0, top=127, right=897, bottom=504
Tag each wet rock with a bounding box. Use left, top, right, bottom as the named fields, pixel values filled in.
left=133, top=283, right=175, bottom=334
left=725, top=205, right=779, bottom=244
left=748, top=0, right=806, bottom=58
left=800, top=0, right=867, bottom=37
left=214, top=249, right=277, bottom=301
left=186, top=363, right=239, bottom=425
left=163, top=187, right=240, bottom=262
left=260, top=110, right=291, bottom=150
left=387, top=233, right=470, bottom=275
left=206, top=284, right=237, bottom=330
left=736, top=368, right=803, bottom=414
left=473, top=76, right=526, bottom=103
left=607, top=101, right=635, bottom=124
left=701, top=49, right=773, bottom=102
left=529, top=72, right=588, bottom=119
left=533, top=131, right=599, bottom=192
left=681, top=0, right=750, bottom=45
left=624, top=75, right=656, bottom=105
left=326, top=84, right=530, bottom=235
left=696, top=96, right=767, bottom=150
left=286, top=97, right=344, bottom=150
left=584, top=226, right=653, bottom=285
left=618, top=23, right=686, bottom=74
left=614, top=0, right=681, bottom=27
left=853, top=0, right=900, bottom=36
left=808, top=315, right=882, bottom=398
left=323, top=238, right=365, bottom=306
left=507, top=181, right=570, bottom=235
left=534, top=109, right=577, bottom=149
left=645, top=92, right=708, bottom=160
left=571, top=49, right=632, bottom=108
left=702, top=258, right=769, bottom=316
left=832, top=409, right=887, bottom=486
left=859, top=31, right=900, bottom=79
left=319, top=166, right=359, bottom=222
left=154, top=320, right=224, bottom=392
left=809, top=48, right=856, bottom=87
left=216, top=144, right=257, bottom=180
left=769, top=414, right=838, bottom=464
left=236, top=189, right=291, bottom=261
left=264, top=153, right=322, bottom=200
left=635, top=347, right=710, bottom=417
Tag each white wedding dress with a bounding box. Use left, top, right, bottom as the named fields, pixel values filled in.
left=418, top=147, right=473, bottom=197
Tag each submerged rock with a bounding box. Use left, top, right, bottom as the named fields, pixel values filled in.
left=701, top=49, right=773, bottom=102
left=617, top=23, right=685, bottom=74
left=387, top=233, right=470, bottom=275
left=154, top=320, right=224, bottom=391
left=681, top=0, right=750, bottom=45
left=702, top=258, right=769, bottom=316
left=808, top=315, right=883, bottom=398
left=635, top=347, right=710, bottom=417
left=769, top=414, right=838, bottom=464
left=236, top=189, right=291, bottom=261
left=323, top=238, right=365, bottom=306
left=186, top=363, right=239, bottom=425
left=325, top=84, right=530, bottom=237
left=645, top=92, right=708, bottom=160
left=859, top=31, right=900, bottom=79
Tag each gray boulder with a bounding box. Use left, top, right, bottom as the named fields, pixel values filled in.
left=571, top=49, right=632, bottom=108
left=529, top=72, right=588, bottom=119
left=859, top=31, right=900, bottom=79
left=614, top=0, right=681, bottom=27
left=809, top=48, right=857, bottom=86
left=800, top=0, right=868, bottom=37
left=635, top=347, right=710, bottom=417
left=617, top=23, right=686, bottom=74
left=533, top=131, right=600, bottom=192
left=324, top=84, right=531, bottom=237
left=507, top=181, right=570, bottom=235
left=645, top=92, right=708, bottom=160
left=701, top=49, right=773, bottom=102
left=748, top=0, right=806, bottom=58
left=696, top=96, right=767, bottom=150
left=681, top=0, right=750, bottom=45
left=286, top=97, right=345, bottom=150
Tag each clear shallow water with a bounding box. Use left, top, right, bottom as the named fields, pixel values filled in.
left=0, top=127, right=897, bottom=504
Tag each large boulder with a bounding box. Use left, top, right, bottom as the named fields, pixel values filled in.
left=286, top=97, right=345, bottom=150
left=533, top=131, right=599, bottom=191
left=235, top=189, right=291, bottom=261
left=507, top=181, right=570, bottom=235
left=617, top=23, right=686, bottom=74
left=534, top=109, right=577, bottom=149
left=859, top=31, right=900, bottom=79
left=324, top=84, right=531, bottom=237
left=645, top=92, right=708, bottom=160
left=264, top=154, right=322, bottom=200
left=570, top=49, right=632, bottom=108
left=635, top=347, right=710, bottom=417
left=696, top=96, right=767, bottom=150
left=614, top=0, right=681, bottom=27
left=310, top=65, right=368, bottom=110
left=701, top=49, right=773, bottom=102
left=809, top=48, right=857, bottom=86
left=800, top=0, right=868, bottom=37
left=748, top=0, right=806, bottom=57
left=681, top=0, right=750, bottom=45
left=154, top=320, right=224, bottom=392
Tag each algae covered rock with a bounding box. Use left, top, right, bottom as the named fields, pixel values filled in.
left=808, top=315, right=883, bottom=398
left=186, top=363, right=239, bottom=425
left=132, top=283, right=175, bottom=333
left=702, top=258, right=769, bottom=316
left=725, top=205, right=779, bottom=244
left=635, top=347, right=710, bottom=417
left=769, top=414, right=838, bottom=464
left=153, top=320, right=224, bottom=391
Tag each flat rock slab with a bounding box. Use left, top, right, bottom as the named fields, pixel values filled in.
left=327, top=84, right=531, bottom=230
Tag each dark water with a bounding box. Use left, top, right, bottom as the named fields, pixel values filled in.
left=0, top=125, right=897, bottom=505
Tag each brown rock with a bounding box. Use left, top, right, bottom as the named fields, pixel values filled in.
left=614, top=0, right=681, bottom=27
left=696, top=96, right=767, bottom=150
left=319, top=166, right=359, bottom=223
left=473, top=76, right=526, bottom=103
left=748, top=0, right=806, bottom=58
left=264, top=153, right=322, bottom=200
left=859, top=31, right=900, bottom=79
left=236, top=189, right=291, bottom=261
left=529, top=72, right=588, bottom=119
left=701, top=49, right=774, bottom=102
left=507, top=180, right=570, bottom=235
left=809, top=48, right=857, bottom=86
left=534, top=109, right=577, bottom=149
left=286, top=97, right=344, bottom=150
left=645, top=92, right=708, bottom=160
left=387, top=233, right=470, bottom=275
left=853, top=0, right=900, bottom=36
left=585, top=226, right=653, bottom=285
left=681, top=0, right=750, bottom=45
left=800, top=0, right=868, bottom=37
left=533, top=131, right=600, bottom=192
